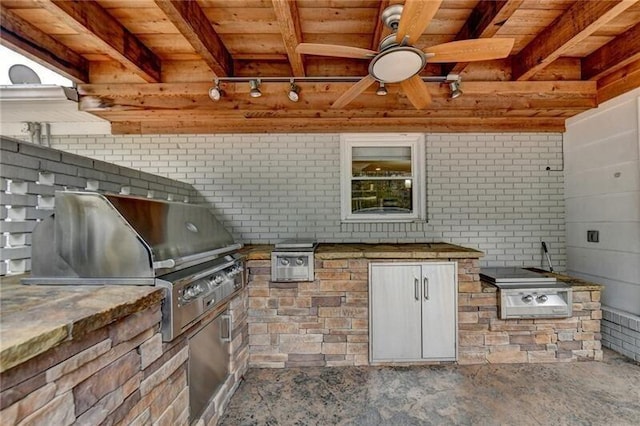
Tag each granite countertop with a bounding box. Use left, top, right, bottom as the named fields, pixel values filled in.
left=243, top=242, right=484, bottom=260
left=0, top=275, right=163, bottom=373
left=524, top=268, right=604, bottom=291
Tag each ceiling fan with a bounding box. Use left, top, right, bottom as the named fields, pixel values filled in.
left=295, top=0, right=515, bottom=109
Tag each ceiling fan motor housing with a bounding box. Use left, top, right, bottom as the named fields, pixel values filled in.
left=381, top=4, right=403, bottom=31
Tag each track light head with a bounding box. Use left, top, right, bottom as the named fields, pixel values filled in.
left=249, top=79, right=262, bottom=98
left=288, top=80, right=300, bottom=102
left=208, top=79, right=224, bottom=101
left=448, top=81, right=462, bottom=99
left=376, top=82, right=388, bottom=96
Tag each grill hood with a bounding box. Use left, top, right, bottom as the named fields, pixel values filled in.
left=26, top=191, right=241, bottom=285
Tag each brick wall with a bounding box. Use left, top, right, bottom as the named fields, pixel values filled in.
left=601, top=307, right=640, bottom=362
left=0, top=137, right=199, bottom=275
left=36, top=132, right=566, bottom=270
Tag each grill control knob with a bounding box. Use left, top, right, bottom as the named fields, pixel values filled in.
left=522, top=294, right=534, bottom=303
left=296, top=257, right=304, bottom=266
left=280, top=258, right=290, bottom=266
left=537, top=295, right=549, bottom=303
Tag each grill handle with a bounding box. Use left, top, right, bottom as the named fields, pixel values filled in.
left=221, top=314, right=232, bottom=342
left=153, top=243, right=243, bottom=271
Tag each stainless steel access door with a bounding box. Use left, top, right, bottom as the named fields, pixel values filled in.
left=188, top=311, right=230, bottom=421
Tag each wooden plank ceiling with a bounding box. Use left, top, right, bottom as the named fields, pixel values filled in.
left=2, top=0, right=640, bottom=134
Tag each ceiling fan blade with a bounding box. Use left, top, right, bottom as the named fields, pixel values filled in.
left=330, top=75, right=376, bottom=109
left=396, top=0, right=443, bottom=45
left=400, top=75, right=431, bottom=110
left=424, top=38, right=515, bottom=63
left=296, top=43, right=377, bottom=59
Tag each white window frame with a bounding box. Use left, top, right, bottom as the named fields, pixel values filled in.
left=340, top=133, right=426, bottom=223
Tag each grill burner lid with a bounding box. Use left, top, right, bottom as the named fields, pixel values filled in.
left=480, top=267, right=569, bottom=289
left=274, top=239, right=318, bottom=251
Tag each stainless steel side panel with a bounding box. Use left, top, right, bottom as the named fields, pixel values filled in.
left=189, top=313, right=230, bottom=421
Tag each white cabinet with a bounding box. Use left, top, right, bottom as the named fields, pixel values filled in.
left=369, top=262, right=457, bottom=362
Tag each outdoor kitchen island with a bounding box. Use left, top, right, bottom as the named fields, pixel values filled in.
left=244, top=243, right=603, bottom=367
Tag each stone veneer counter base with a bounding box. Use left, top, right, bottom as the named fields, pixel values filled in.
left=0, top=276, right=163, bottom=373
left=243, top=243, right=603, bottom=368
left=0, top=275, right=249, bottom=425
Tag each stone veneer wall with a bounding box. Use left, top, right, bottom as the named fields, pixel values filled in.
left=458, top=275, right=603, bottom=363
left=247, top=257, right=477, bottom=367
left=0, top=289, right=249, bottom=425
left=247, top=257, right=602, bottom=366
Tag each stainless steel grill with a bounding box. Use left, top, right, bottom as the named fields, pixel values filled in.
left=23, top=191, right=245, bottom=341
left=480, top=267, right=572, bottom=319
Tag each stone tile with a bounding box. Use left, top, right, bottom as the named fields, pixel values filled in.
left=139, top=333, right=163, bottom=370
left=17, top=392, right=75, bottom=426
left=73, top=350, right=140, bottom=416
left=0, top=382, right=55, bottom=424
left=139, top=347, right=188, bottom=396
left=0, top=371, right=46, bottom=410
left=46, top=339, right=112, bottom=382
left=108, top=306, right=161, bottom=346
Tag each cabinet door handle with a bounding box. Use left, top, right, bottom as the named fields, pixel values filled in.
left=423, top=277, right=429, bottom=300
left=414, top=277, right=420, bottom=301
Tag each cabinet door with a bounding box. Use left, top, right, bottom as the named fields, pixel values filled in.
left=370, top=264, right=423, bottom=361
left=421, top=263, right=457, bottom=360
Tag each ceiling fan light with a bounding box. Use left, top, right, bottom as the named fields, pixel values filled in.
left=376, top=82, right=388, bottom=96
left=369, top=47, right=426, bottom=83
left=288, top=81, right=300, bottom=102
left=449, top=81, right=463, bottom=99
left=249, top=79, right=262, bottom=98
left=208, top=80, right=223, bottom=101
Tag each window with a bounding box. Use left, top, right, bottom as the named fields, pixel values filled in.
left=340, top=133, right=426, bottom=222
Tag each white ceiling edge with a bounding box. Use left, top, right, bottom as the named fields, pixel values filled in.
left=0, top=121, right=111, bottom=136
left=0, top=85, right=111, bottom=135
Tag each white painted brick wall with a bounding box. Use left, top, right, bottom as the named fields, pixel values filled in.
left=602, top=307, right=640, bottom=362
left=0, top=136, right=198, bottom=275
left=40, top=132, right=566, bottom=270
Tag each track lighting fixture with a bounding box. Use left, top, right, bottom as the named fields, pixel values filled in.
left=208, top=79, right=223, bottom=101
left=287, top=79, right=300, bottom=102
left=249, top=79, right=262, bottom=98
left=206, top=76, right=461, bottom=103
left=376, top=82, right=388, bottom=96
left=448, top=80, right=462, bottom=99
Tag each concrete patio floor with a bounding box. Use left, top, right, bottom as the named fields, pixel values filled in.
left=220, top=349, right=640, bottom=425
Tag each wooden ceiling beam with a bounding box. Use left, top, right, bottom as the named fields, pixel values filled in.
left=37, top=0, right=161, bottom=82
left=512, top=0, right=638, bottom=81
left=0, top=7, right=88, bottom=83
left=271, top=0, right=305, bottom=76
left=77, top=81, right=596, bottom=112
left=582, top=21, right=640, bottom=81
left=155, top=0, right=232, bottom=77
left=597, top=57, right=640, bottom=103
left=111, top=117, right=567, bottom=135
left=442, top=0, right=524, bottom=76
left=77, top=81, right=596, bottom=98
